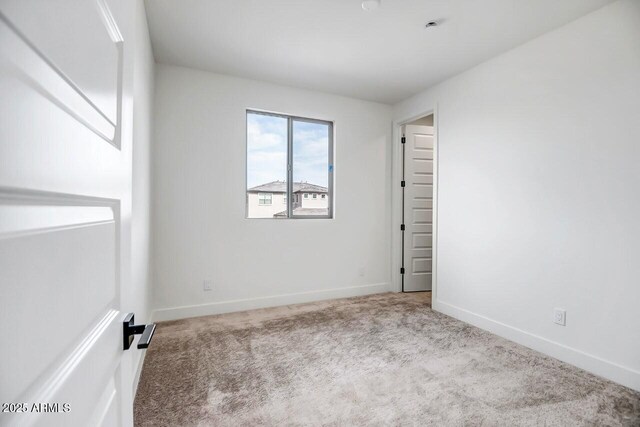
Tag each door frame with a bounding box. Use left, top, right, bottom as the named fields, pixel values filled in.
left=391, top=106, right=439, bottom=301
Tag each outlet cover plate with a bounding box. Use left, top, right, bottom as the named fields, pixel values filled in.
left=553, top=308, right=566, bottom=326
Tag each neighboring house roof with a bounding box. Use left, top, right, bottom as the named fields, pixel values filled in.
left=274, top=208, right=329, bottom=217
left=248, top=181, right=327, bottom=194
left=293, top=182, right=327, bottom=194
left=248, top=181, right=287, bottom=193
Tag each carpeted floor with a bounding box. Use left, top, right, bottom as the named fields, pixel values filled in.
left=135, top=292, right=640, bottom=426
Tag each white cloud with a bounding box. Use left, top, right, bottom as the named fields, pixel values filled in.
left=247, top=151, right=287, bottom=188
left=247, top=121, right=284, bottom=152
left=247, top=113, right=288, bottom=187
left=293, top=126, right=329, bottom=187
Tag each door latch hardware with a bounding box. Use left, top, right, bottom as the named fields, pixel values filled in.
left=123, top=313, right=156, bottom=350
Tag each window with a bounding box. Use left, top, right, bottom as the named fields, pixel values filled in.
left=258, top=193, right=272, bottom=205
left=247, top=110, right=333, bottom=219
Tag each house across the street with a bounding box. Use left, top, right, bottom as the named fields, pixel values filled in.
left=247, top=180, right=328, bottom=218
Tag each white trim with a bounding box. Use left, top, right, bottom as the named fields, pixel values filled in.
left=434, top=299, right=640, bottom=392
left=391, top=106, right=439, bottom=294
left=132, top=351, right=147, bottom=399
left=152, top=283, right=389, bottom=322
left=431, top=108, right=439, bottom=302
left=95, top=0, right=124, bottom=43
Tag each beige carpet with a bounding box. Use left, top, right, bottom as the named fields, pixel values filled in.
left=135, top=293, right=639, bottom=426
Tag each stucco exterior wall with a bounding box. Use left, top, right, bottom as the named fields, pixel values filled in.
left=247, top=192, right=287, bottom=218
left=299, top=193, right=328, bottom=209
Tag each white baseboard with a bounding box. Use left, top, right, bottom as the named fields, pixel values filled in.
left=433, top=298, right=640, bottom=392
left=152, top=282, right=389, bottom=323
left=132, top=351, right=146, bottom=399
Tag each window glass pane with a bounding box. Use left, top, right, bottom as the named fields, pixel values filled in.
left=247, top=112, right=288, bottom=218
left=292, top=120, right=330, bottom=217
left=258, top=193, right=272, bottom=205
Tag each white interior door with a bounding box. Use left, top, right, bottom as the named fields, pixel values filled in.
left=0, top=0, right=136, bottom=425
left=403, top=124, right=434, bottom=292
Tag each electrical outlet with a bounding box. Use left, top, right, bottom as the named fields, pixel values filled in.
left=553, top=308, right=566, bottom=326
left=203, top=280, right=213, bottom=291
left=358, top=267, right=365, bottom=277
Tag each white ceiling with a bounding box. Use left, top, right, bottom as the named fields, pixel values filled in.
left=145, top=0, right=612, bottom=105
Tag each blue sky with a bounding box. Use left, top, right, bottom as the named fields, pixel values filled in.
left=247, top=113, right=329, bottom=189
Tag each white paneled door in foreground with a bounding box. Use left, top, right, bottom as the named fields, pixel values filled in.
left=1, top=1, right=139, bottom=426
left=402, top=125, right=434, bottom=292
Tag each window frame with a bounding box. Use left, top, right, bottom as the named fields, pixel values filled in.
left=258, top=193, right=273, bottom=206
left=246, top=109, right=334, bottom=219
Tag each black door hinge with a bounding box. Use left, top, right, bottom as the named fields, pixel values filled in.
left=400, top=267, right=405, bottom=274
left=401, top=136, right=406, bottom=144
left=401, top=180, right=405, bottom=187
left=400, top=224, right=405, bottom=231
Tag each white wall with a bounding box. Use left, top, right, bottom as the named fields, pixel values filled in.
left=394, top=0, right=640, bottom=391
left=152, top=65, right=392, bottom=320
left=131, top=0, right=155, bottom=394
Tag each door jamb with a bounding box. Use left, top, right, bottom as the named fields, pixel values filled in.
left=391, top=106, right=439, bottom=302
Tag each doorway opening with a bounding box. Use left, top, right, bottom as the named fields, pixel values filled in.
left=401, top=114, right=434, bottom=298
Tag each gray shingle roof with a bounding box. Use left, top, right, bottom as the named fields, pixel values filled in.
left=248, top=181, right=327, bottom=194
left=293, top=182, right=328, bottom=194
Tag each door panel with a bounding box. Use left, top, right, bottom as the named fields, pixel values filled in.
left=0, top=210, right=116, bottom=401
left=412, top=208, right=432, bottom=224
left=403, top=125, right=434, bottom=292
left=1, top=0, right=120, bottom=124
left=0, top=0, right=134, bottom=425
left=412, top=258, right=432, bottom=273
